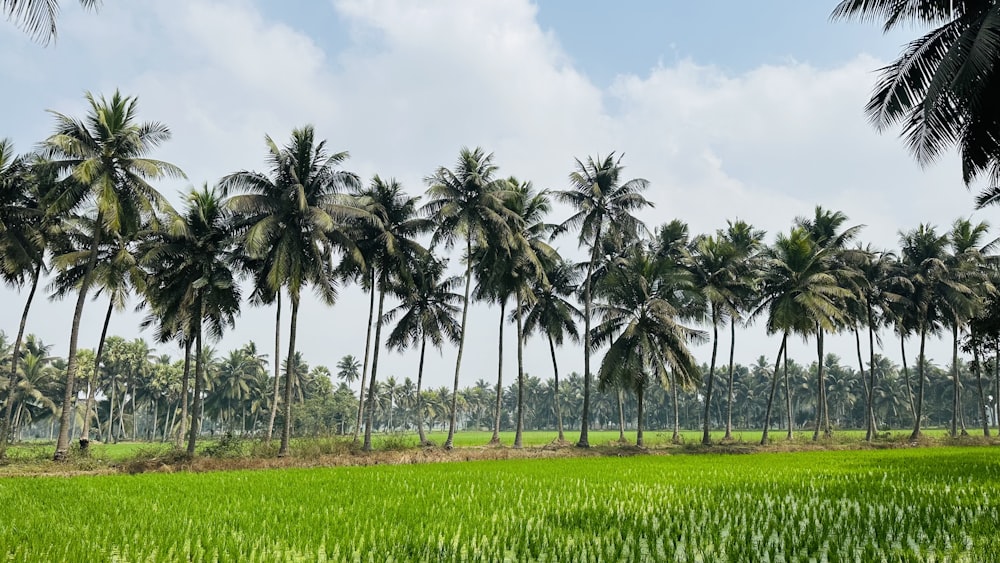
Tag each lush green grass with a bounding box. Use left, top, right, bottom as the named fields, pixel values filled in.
left=1, top=447, right=998, bottom=561
left=3, top=427, right=957, bottom=462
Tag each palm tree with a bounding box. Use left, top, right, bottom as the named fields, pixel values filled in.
left=423, top=147, right=516, bottom=449
left=898, top=224, right=951, bottom=440
left=43, top=91, right=183, bottom=460
left=222, top=125, right=361, bottom=457
left=721, top=219, right=765, bottom=441
left=385, top=254, right=462, bottom=445
left=943, top=218, right=993, bottom=436
left=335, top=355, right=361, bottom=389
left=556, top=153, right=652, bottom=447
left=755, top=227, right=851, bottom=444
left=592, top=244, right=702, bottom=447
left=832, top=1, right=1000, bottom=205
left=797, top=207, right=862, bottom=440
left=522, top=258, right=580, bottom=443
left=355, top=176, right=430, bottom=451
left=141, top=185, right=240, bottom=455
left=687, top=232, right=742, bottom=445
left=3, top=0, right=98, bottom=44
left=0, top=141, right=47, bottom=458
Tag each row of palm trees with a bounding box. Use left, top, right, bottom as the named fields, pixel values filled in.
left=3, top=90, right=1000, bottom=461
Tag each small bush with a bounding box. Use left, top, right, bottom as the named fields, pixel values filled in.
left=202, top=432, right=247, bottom=459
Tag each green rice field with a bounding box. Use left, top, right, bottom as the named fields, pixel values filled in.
left=1, top=446, right=998, bottom=561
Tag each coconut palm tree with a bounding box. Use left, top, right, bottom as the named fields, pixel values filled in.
left=556, top=153, right=652, bottom=448
left=140, top=184, right=240, bottom=454
left=0, top=141, right=47, bottom=458
left=42, top=90, right=183, bottom=460
left=898, top=224, right=951, bottom=440
left=720, top=219, right=765, bottom=441
left=755, top=227, right=852, bottom=444
left=222, top=126, right=361, bottom=456
left=3, top=0, right=98, bottom=44
left=592, top=244, right=702, bottom=447
left=832, top=1, right=1000, bottom=206
left=354, top=176, right=431, bottom=451
left=423, top=147, right=516, bottom=449
left=384, top=254, right=462, bottom=445
left=522, top=258, right=580, bottom=443
left=796, top=207, right=862, bottom=440
left=943, top=218, right=994, bottom=436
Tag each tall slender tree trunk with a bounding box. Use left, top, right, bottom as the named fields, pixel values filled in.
left=636, top=384, right=645, bottom=447
left=909, top=327, right=927, bottom=441
left=186, top=314, right=204, bottom=456
left=0, top=263, right=41, bottom=460
left=278, top=296, right=300, bottom=457
left=994, top=340, right=999, bottom=431
left=54, top=214, right=104, bottom=460
left=445, top=237, right=474, bottom=450
left=867, top=306, right=880, bottom=440
left=702, top=309, right=719, bottom=445
left=671, top=370, right=681, bottom=443
left=951, top=324, right=960, bottom=437
left=489, top=299, right=506, bottom=445
left=363, top=283, right=387, bottom=451
left=724, top=320, right=736, bottom=441
left=578, top=224, right=602, bottom=449
left=784, top=341, right=793, bottom=440
left=617, top=389, right=626, bottom=443
left=266, top=294, right=282, bottom=443
left=416, top=337, right=428, bottom=445
left=760, top=332, right=788, bottom=445
left=900, top=336, right=917, bottom=422
left=175, top=339, right=192, bottom=449
left=855, top=327, right=871, bottom=441
left=353, top=277, right=374, bottom=442
left=812, top=328, right=825, bottom=441
left=972, top=334, right=991, bottom=437
left=514, top=292, right=525, bottom=449
left=548, top=334, right=565, bottom=442
left=80, top=298, right=114, bottom=452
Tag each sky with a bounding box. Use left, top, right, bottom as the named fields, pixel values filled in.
left=0, top=1, right=991, bottom=392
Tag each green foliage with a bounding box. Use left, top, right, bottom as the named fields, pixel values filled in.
left=0, top=447, right=997, bottom=560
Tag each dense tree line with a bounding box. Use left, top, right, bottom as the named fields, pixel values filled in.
left=3, top=91, right=1000, bottom=461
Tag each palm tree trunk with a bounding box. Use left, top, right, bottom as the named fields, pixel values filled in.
left=514, top=292, right=525, bottom=449
left=175, top=339, right=192, bottom=449
left=671, top=370, right=681, bottom=443
left=363, top=282, right=387, bottom=451
left=855, top=327, right=870, bottom=440
left=813, top=328, right=825, bottom=441
left=278, top=296, right=300, bottom=457
left=266, top=293, right=282, bottom=443
left=900, top=335, right=917, bottom=421
left=972, top=334, right=990, bottom=437
left=54, top=214, right=104, bottom=460
left=702, top=309, right=719, bottom=445
left=994, top=339, right=999, bottom=431
left=951, top=324, right=960, bottom=437
left=416, top=337, right=428, bottom=445
left=724, top=320, right=736, bottom=441
left=784, top=340, right=793, bottom=440
left=489, top=299, right=506, bottom=445
left=909, top=326, right=927, bottom=441
left=578, top=226, right=602, bottom=449
left=548, top=334, right=564, bottom=442
left=353, top=277, right=374, bottom=442
left=867, top=305, right=880, bottom=439
left=761, top=332, right=788, bottom=445
left=636, top=383, right=645, bottom=448
left=186, top=312, right=204, bottom=456
left=0, top=262, right=41, bottom=460
left=444, top=237, right=473, bottom=450
left=80, top=297, right=114, bottom=451
left=617, top=389, right=626, bottom=442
